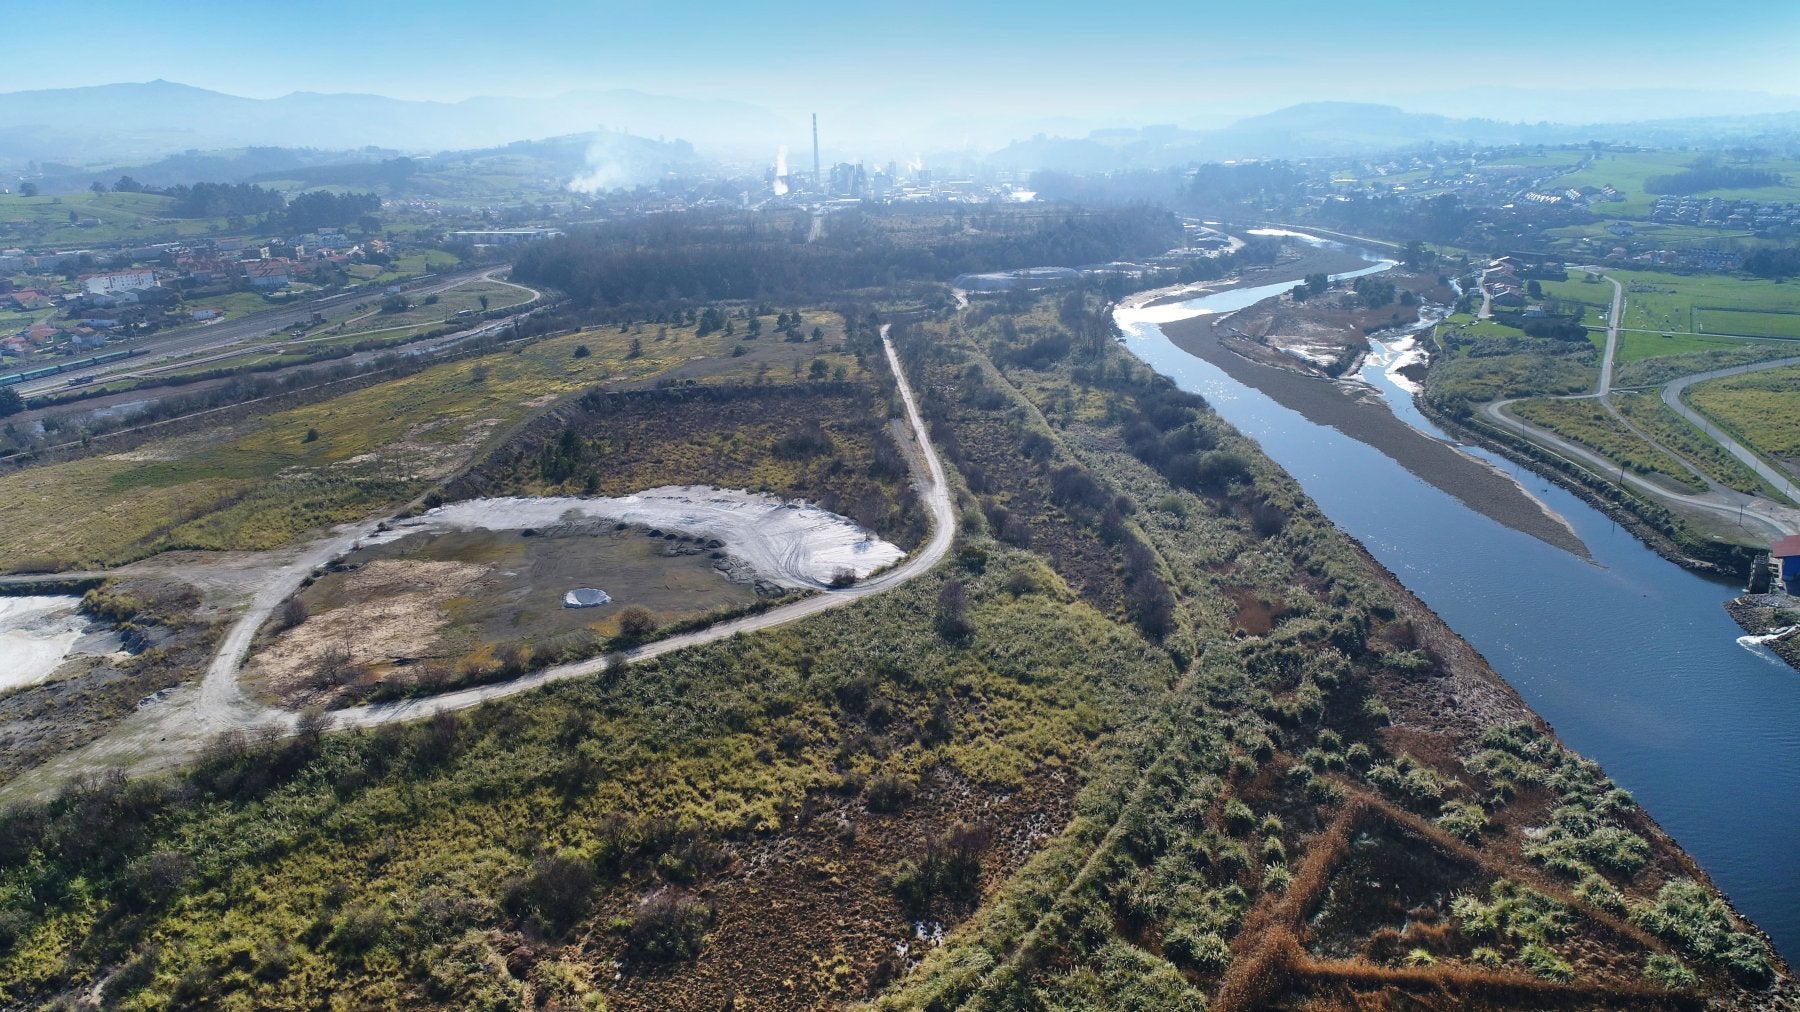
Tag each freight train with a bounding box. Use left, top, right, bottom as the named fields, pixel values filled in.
left=0, top=348, right=135, bottom=387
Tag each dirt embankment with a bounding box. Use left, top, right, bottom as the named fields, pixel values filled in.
left=1159, top=310, right=1591, bottom=560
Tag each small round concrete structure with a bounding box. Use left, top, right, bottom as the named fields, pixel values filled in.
left=563, top=587, right=611, bottom=609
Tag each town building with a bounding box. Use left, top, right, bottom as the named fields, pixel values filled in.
left=79, top=269, right=159, bottom=297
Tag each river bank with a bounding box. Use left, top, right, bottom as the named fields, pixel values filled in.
left=1159, top=309, right=1591, bottom=559
left=1122, top=246, right=1372, bottom=310
left=1117, top=253, right=1800, bottom=962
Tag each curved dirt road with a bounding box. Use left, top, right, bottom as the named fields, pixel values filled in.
left=1, top=325, right=954, bottom=798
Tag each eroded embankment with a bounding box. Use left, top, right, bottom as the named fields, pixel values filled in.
left=1160, top=312, right=1591, bottom=560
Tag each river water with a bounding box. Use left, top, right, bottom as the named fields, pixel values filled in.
left=1115, top=263, right=1800, bottom=962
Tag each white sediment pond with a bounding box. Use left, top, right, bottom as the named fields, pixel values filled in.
left=369, top=486, right=905, bottom=589
left=0, top=596, right=88, bottom=692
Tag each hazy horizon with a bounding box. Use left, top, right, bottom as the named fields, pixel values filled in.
left=6, top=0, right=1797, bottom=151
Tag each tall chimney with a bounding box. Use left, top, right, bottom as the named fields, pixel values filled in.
left=812, top=113, right=821, bottom=193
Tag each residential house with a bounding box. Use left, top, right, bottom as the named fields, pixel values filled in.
left=243, top=259, right=293, bottom=290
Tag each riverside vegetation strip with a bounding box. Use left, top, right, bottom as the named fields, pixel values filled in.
left=0, top=281, right=1787, bottom=1008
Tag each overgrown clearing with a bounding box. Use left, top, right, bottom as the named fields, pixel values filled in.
left=0, top=291, right=1782, bottom=1009
left=1614, top=393, right=1777, bottom=497
left=1509, top=399, right=1702, bottom=492
left=1425, top=314, right=1597, bottom=411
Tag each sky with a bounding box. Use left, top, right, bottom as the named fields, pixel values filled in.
left=6, top=0, right=1799, bottom=128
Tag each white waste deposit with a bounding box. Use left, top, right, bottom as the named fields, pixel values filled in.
left=0, top=595, right=89, bottom=692
left=370, top=486, right=904, bottom=589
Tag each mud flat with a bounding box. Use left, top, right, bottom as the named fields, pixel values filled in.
left=375, top=486, right=904, bottom=588
left=1156, top=311, right=1590, bottom=560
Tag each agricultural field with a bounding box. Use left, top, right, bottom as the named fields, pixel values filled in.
left=1613, top=329, right=1797, bottom=364
left=1685, top=363, right=1800, bottom=473
left=1509, top=397, right=1702, bottom=492
left=0, top=308, right=860, bottom=573
left=1546, top=220, right=1754, bottom=250
left=1604, top=269, right=1800, bottom=337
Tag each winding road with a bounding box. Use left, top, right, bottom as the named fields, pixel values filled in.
left=1475, top=268, right=1800, bottom=540
left=0, top=325, right=955, bottom=798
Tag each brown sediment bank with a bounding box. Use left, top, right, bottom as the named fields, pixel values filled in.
left=1161, top=310, right=1592, bottom=560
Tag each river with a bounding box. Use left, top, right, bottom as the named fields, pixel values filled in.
left=1114, top=255, right=1800, bottom=962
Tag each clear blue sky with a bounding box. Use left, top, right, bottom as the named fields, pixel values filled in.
left=8, top=0, right=1797, bottom=122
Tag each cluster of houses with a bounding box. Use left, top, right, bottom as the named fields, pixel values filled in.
left=1650, top=196, right=1800, bottom=231
left=2, top=229, right=392, bottom=362
left=1481, top=258, right=1530, bottom=309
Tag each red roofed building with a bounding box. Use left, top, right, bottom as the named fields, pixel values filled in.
left=243, top=259, right=293, bottom=290
left=1774, top=535, right=1800, bottom=594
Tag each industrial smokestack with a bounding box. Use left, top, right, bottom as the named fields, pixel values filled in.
left=812, top=113, right=821, bottom=193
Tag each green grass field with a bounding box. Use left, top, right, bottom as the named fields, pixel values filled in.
left=1693, top=308, right=1800, bottom=340
left=1613, top=330, right=1791, bottom=363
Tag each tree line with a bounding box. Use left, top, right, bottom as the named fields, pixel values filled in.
left=121, top=181, right=381, bottom=230
left=512, top=206, right=1181, bottom=310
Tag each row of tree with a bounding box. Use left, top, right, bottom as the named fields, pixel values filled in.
left=513, top=206, right=1181, bottom=309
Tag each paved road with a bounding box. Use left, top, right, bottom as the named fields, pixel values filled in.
left=1594, top=273, right=1623, bottom=397
left=1475, top=269, right=1800, bottom=541
left=1663, top=355, right=1800, bottom=506
left=0, top=325, right=955, bottom=798
left=1479, top=395, right=1800, bottom=541
left=15, top=266, right=500, bottom=396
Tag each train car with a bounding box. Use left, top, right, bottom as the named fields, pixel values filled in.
left=21, top=365, right=60, bottom=381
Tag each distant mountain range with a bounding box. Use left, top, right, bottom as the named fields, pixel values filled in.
left=5, top=81, right=1799, bottom=189
left=0, top=80, right=792, bottom=167
left=985, top=102, right=1800, bottom=172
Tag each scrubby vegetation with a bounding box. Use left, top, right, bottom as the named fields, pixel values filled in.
left=0, top=287, right=1784, bottom=1009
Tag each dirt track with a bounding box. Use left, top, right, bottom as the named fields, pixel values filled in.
left=0, top=325, right=955, bottom=799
